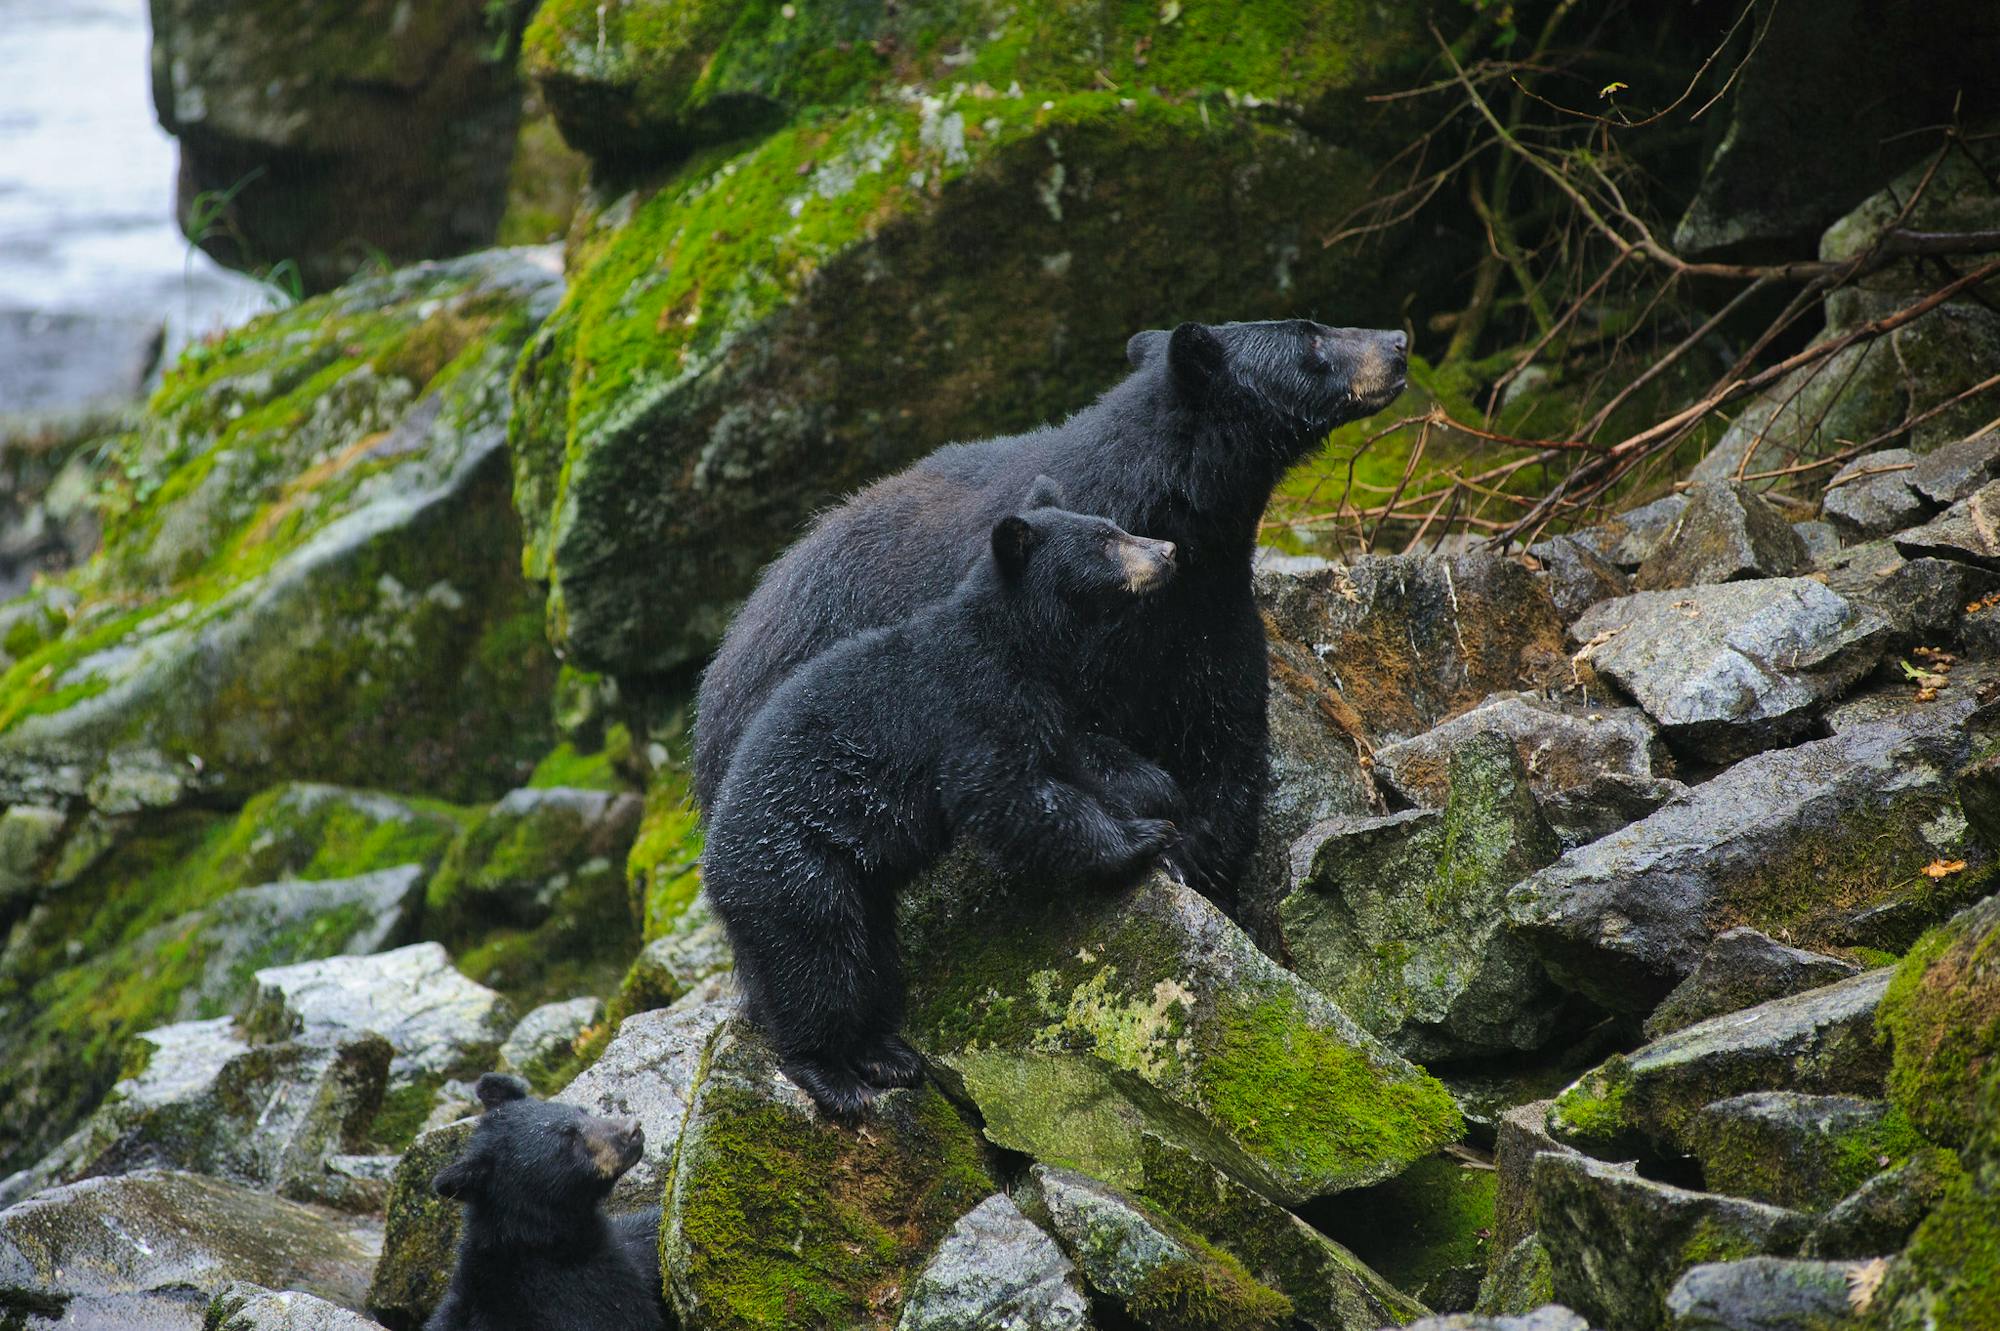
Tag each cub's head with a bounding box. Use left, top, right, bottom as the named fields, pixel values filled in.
left=990, top=476, right=1178, bottom=607
left=1126, top=318, right=1407, bottom=462
left=432, top=1073, right=644, bottom=1215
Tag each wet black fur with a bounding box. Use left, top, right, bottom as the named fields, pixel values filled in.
left=427, top=1074, right=663, bottom=1331
left=701, top=495, right=1185, bottom=1123
left=693, top=319, right=1408, bottom=913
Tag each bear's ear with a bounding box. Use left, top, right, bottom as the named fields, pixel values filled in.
left=991, top=514, right=1041, bottom=576
left=1126, top=328, right=1170, bottom=368
left=1167, top=322, right=1227, bottom=396
left=474, top=1072, right=529, bottom=1109
left=1023, top=474, right=1068, bottom=511
left=432, top=1156, right=482, bottom=1201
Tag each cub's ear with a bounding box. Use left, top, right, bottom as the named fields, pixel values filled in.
left=474, top=1072, right=529, bottom=1109
left=1167, top=322, right=1227, bottom=396
left=991, top=514, right=1041, bottom=575
left=432, top=1156, right=481, bottom=1201
left=1126, top=328, right=1170, bottom=368
left=1023, top=474, right=1068, bottom=511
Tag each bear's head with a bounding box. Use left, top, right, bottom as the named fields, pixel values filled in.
left=990, top=476, right=1178, bottom=606
left=432, top=1072, right=644, bottom=1222
left=1125, top=318, right=1407, bottom=464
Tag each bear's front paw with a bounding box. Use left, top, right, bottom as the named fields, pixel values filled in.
left=780, top=1057, right=877, bottom=1127
left=1121, top=817, right=1178, bottom=869
left=857, top=1033, right=928, bottom=1090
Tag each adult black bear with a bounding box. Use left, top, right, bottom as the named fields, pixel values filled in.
left=428, top=1073, right=663, bottom=1331
left=702, top=487, right=1184, bottom=1123
left=693, top=319, right=1407, bottom=912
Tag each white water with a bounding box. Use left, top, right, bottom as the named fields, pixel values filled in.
left=0, top=0, right=273, bottom=409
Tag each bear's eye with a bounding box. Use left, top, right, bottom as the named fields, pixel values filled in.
left=561, top=1122, right=581, bottom=1140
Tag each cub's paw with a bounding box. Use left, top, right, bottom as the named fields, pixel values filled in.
left=780, top=1057, right=876, bottom=1127
left=857, top=1034, right=928, bottom=1090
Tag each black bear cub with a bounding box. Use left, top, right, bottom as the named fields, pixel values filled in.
left=703, top=481, right=1185, bottom=1124
left=428, top=1073, right=663, bottom=1331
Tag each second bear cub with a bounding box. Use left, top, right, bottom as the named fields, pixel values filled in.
left=703, top=480, right=1184, bottom=1122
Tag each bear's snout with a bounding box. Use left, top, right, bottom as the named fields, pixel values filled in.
left=583, top=1115, right=645, bottom=1178
left=1118, top=536, right=1177, bottom=593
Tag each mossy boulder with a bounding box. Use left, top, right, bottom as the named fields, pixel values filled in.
left=1547, top=970, right=1894, bottom=1163
left=0, top=250, right=564, bottom=812
left=424, top=786, right=644, bottom=1007
left=1800, top=1147, right=1960, bottom=1261
left=150, top=0, right=531, bottom=290
left=207, top=1280, right=388, bottom=1331
left=1533, top=1154, right=1809, bottom=1331
left=1867, top=1067, right=2000, bottom=1331
left=1684, top=1094, right=1921, bottom=1213
left=512, top=92, right=1396, bottom=677
left=363, top=1118, right=472, bottom=1329
left=1877, top=892, right=2000, bottom=1151
left=1280, top=731, right=1565, bottom=1061
left=523, top=0, right=1427, bottom=166
left=900, top=858, right=1462, bottom=1206
left=662, top=1017, right=995, bottom=1331
left=1024, top=1165, right=1293, bottom=1331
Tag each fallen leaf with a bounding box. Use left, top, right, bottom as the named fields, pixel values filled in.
left=1922, top=859, right=1968, bottom=879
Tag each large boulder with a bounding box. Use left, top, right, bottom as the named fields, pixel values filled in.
left=1896, top=479, right=2000, bottom=571
left=1370, top=692, right=1665, bottom=814
left=1876, top=892, right=2000, bottom=1150
left=1683, top=1093, right=1919, bottom=1212
left=1663, top=1258, right=1859, bottom=1331
left=1508, top=712, right=1993, bottom=1012
left=662, top=1018, right=996, bottom=1331
left=1630, top=483, right=1807, bottom=592
left=511, top=94, right=1403, bottom=676
left=1866, top=1064, right=2000, bottom=1330
left=896, top=1193, right=1091, bottom=1331
left=901, top=861, right=1462, bottom=1206
left=1566, top=579, right=1889, bottom=762
left=149, top=0, right=531, bottom=291
left=0, top=1170, right=380, bottom=1328
left=1280, top=732, right=1565, bottom=1061
left=0, top=250, right=564, bottom=811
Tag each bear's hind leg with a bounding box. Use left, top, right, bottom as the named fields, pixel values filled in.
left=856, top=1033, right=927, bottom=1089
left=780, top=1055, right=877, bottom=1126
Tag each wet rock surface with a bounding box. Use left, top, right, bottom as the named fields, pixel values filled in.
left=1895, top=478, right=2000, bottom=570
left=1643, top=929, right=1863, bottom=1040
left=1632, top=483, right=1808, bottom=591
left=1663, top=1257, right=1857, bottom=1331
left=1820, top=450, right=1929, bottom=542
left=206, top=1282, right=388, bottom=1331
left=896, top=1193, right=1091, bottom=1331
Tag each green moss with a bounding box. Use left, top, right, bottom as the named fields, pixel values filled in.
left=1677, top=1214, right=1768, bottom=1268
left=368, top=1077, right=445, bottom=1153
left=1127, top=1237, right=1294, bottom=1331
left=1199, top=993, right=1462, bottom=1189
left=528, top=738, right=627, bottom=791
left=1551, top=1056, right=1636, bottom=1153
left=1879, top=898, right=2000, bottom=1150
left=629, top=768, right=705, bottom=943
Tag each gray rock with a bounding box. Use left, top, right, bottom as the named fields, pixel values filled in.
left=0, top=1170, right=379, bottom=1325
left=1534, top=1154, right=1809, bottom=1331
left=1494, top=1101, right=1582, bottom=1256
left=1814, top=539, right=2000, bottom=646
left=1686, top=1093, right=1907, bottom=1212
left=496, top=996, right=603, bottom=1088
left=1528, top=534, right=1631, bottom=622
left=1028, top=1166, right=1292, bottom=1331
left=1282, top=732, right=1564, bottom=1060
left=1896, top=477, right=2000, bottom=569
left=0, top=309, right=161, bottom=420
left=1540, top=774, right=1690, bottom=850
left=361, top=1120, right=470, bottom=1329
left=0, top=1017, right=391, bottom=1208
left=245, top=943, right=513, bottom=1086
left=1909, top=429, right=2000, bottom=506
left=1565, top=495, right=1691, bottom=570
left=898, top=1194, right=1091, bottom=1331
left=1508, top=715, right=1985, bottom=1011
left=1633, top=483, right=1808, bottom=591
left=1474, top=1239, right=1559, bottom=1321
left=206, top=1282, right=387, bottom=1330
left=1644, top=929, right=1863, bottom=1040
left=1548, top=971, right=1894, bottom=1159
left=1372, top=692, right=1666, bottom=811
left=1664, top=1257, right=1856, bottom=1331
left=425, top=787, right=643, bottom=944
left=1790, top=522, right=1841, bottom=563
left=1396, top=1311, right=1588, bottom=1331
left=1568, top=579, right=1889, bottom=761
left=619, top=896, right=735, bottom=1013
left=1820, top=450, right=1929, bottom=542
left=555, top=975, right=734, bottom=1211
left=1255, top=553, right=1570, bottom=746
left=1800, top=1148, right=1960, bottom=1259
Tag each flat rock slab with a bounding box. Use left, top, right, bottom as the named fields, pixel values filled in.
left=208, top=1282, right=388, bottom=1330
left=1664, top=1257, right=1855, bottom=1331
left=1569, top=578, right=1889, bottom=761
left=1508, top=714, right=1990, bottom=1012
left=246, top=943, right=513, bottom=1084
left=555, top=975, right=733, bottom=1211
left=1549, top=970, right=1894, bottom=1159
left=1256, top=552, right=1570, bottom=745
left=1634, top=483, right=1807, bottom=591
left=1397, top=1311, right=1590, bottom=1331
left=1533, top=1154, right=1808, bottom=1331
left=1820, top=450, right=1929, bottom=542
left=1029, top=1166, right=1291, bottom=1331
left=1685, top=1093, right=1912, bottom=1212
left=1909, top=429, right=2000, bottom=506
left=897, top=1194, right=1090, bottom=1331
left=1644, top=929, right=1862, bottom=1040
left=1283, top=733, right=1564, bottom=1061
left=1813, top=539, right=1998, bottom=645
left=904, top=861, right=1461, bottom=1206
left=1372, top=693, right=1665, bottom=810
left=0, top=1170, right=379, bottom=1324
left=1895, top=477, right=2000, bottom=569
